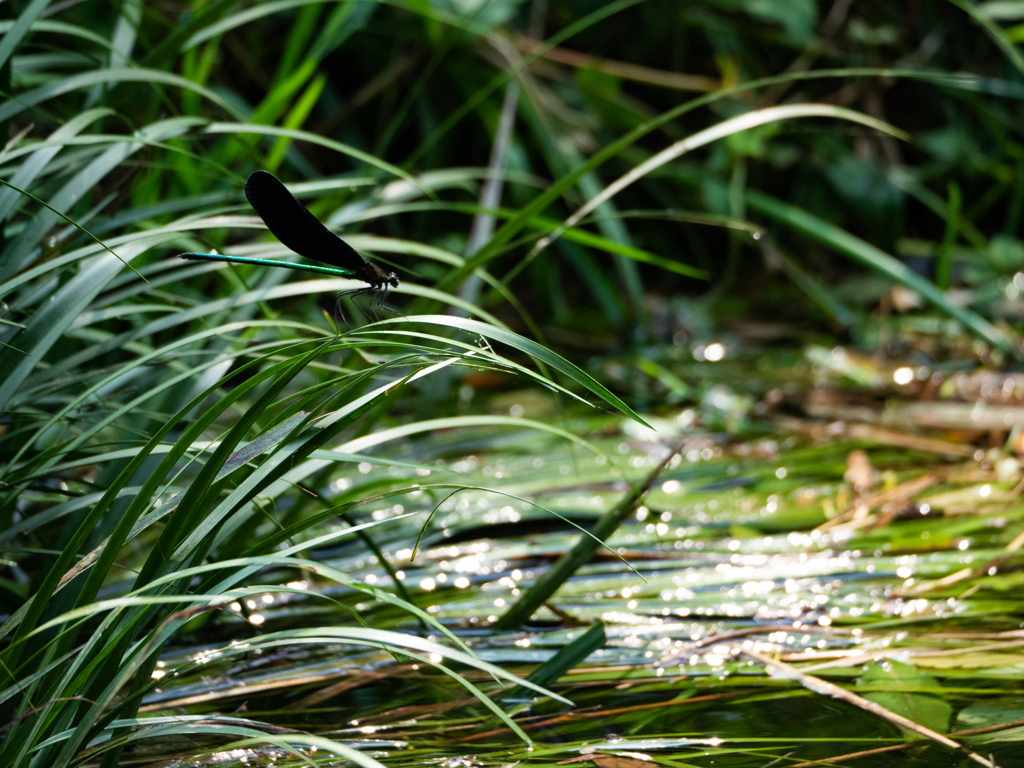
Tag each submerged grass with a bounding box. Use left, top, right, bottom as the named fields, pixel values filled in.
left=2, top=1, right=1024, bottom=767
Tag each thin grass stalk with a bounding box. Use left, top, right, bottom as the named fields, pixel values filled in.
left=455, top=81, right=519, bottom=313
left=495, top=439, right=684, bottom=629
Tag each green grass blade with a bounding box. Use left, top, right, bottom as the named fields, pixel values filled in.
left=0, top=68, right=239, bottom=124
left=0, top=0, right=52, bottom=71
left=505, top=622, right=606, bottom=701
left=530, top=104, right=909, bottom=260
left=204, top=122, right=432, bottom=197
left=378, top=315, right=650, bottom=427
left=745, top=189, right=1017, bottom=358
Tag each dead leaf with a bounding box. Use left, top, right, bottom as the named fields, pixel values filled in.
left=558, top=754, right=658, bottom=768
left=844, top=449, right=878, bottom=491
left=592, top=755, right=658, bottom=768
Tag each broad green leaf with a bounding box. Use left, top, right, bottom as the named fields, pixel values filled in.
left=858, top=660, right=953, bottom=735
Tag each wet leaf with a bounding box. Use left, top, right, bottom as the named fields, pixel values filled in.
left=858, top=660, right=953, bottom=734
left=915, top=653, right=1024, bottom=669
left=957, top=705, right=1024, bottom=743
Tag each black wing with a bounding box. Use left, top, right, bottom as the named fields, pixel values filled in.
left=244, top=170, right=365, bottom=271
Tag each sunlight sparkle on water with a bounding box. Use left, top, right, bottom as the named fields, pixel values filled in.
left=206, top=749, right=262, bottom=763
left=454, top=556, right=482, bottom=572
left=704, top=343, right=725, bottom=361
left=893, top=367, right=914, bottom=385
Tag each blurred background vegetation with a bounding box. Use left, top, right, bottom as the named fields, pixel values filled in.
left=8, top=0, right=1024, bottom=349
left=4, top=1, right=1024, bottom=766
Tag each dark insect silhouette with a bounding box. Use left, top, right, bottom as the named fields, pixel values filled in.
left=179, top=170, right=399, bottom=322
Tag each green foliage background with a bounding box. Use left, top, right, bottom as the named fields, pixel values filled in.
left=2, top=1, right=1024, bottom=766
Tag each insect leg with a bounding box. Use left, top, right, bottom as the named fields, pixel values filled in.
left=370, top=286, right=382, bottom=322
left=377, top=283, right=404, bottom=318
left=333, top=292, right=349, bottom=330
left=338, top=286, right=373, bottom=325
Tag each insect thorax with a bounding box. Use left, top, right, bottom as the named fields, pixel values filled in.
left=360, top=262, right=398, bottom=287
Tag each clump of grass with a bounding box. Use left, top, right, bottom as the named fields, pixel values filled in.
left=3, top=2, right=1024, bottom=767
